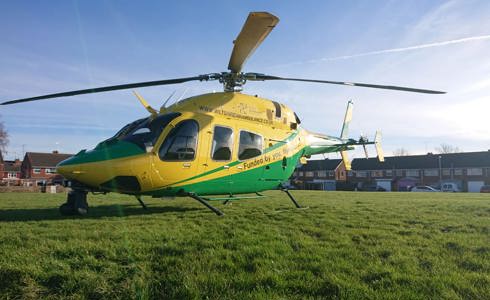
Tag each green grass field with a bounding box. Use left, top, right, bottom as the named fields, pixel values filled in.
left=0, top=191, right=489, bottom=300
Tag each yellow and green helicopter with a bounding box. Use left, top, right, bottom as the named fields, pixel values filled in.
left=1, top=12, right=444, bottom=216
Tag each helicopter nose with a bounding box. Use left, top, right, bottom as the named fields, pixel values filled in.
left=56, top=154, right=85, bottom=180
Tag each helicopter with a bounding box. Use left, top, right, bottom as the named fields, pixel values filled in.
left=1, top=12, right=444, bottom=216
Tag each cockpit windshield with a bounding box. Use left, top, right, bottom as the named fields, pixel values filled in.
left=104, top=112, right=181, bottom=150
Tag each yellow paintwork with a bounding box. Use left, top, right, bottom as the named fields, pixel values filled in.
left=133, top=91, right=158, bottom=117
left=59, top=92, right=312, bottom=193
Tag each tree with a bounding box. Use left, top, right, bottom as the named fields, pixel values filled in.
left=0, top=118, right=8, bottom=153
left=393, top=148, right=410, bottom=156
left=436, top=143, right=460, bottom=154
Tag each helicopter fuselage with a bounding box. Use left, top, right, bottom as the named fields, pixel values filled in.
left=57, top=92, right=345, bottom=197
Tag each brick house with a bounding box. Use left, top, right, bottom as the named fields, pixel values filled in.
left=293, top=158, right=348, bottom=190
left=350, top=151, right=490, bottom=192
left=21, top=151, right=73, bottom=185
left=1, top=159, right=22, bottom=184
left=295, top=151, right=490, bottom=192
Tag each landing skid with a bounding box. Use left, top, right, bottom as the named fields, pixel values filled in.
left=187, top=189, right=304, bottom=216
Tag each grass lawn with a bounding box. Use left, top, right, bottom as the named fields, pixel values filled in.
left=0, top=191, right=489, bottom=299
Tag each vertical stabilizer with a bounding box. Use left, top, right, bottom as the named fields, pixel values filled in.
left=375, top=131, right=385, bottom=162
left=340, top=100, right=354, bottom=139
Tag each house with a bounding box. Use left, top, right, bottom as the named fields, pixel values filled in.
left=1, top=159, right=22, bottom=184
left=295, top=151, right=490, bottom=192
left=293, top=158, right=347, bottom=190
left=21, top=151, right=73, bottom=185
left=350, top=151, right=490, bottom=192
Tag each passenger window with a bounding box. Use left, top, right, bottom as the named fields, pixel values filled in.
left=238, top=131, right=263, bottom=160
left=159, top=120, right=199, bottom=161
left=211, top=126, right=233, bottom=161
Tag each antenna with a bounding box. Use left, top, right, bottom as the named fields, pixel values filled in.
left=160, top=90, right=177, bottom=111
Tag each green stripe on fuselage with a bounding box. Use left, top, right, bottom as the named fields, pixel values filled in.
left=58, top=140, right=145, bottom=166
left=146, top=149, right=303, bottom=197
left=160, top=129, right=301, bottom=188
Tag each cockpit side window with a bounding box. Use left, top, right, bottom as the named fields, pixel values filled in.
left=159, top=120, right=199, bottom=161
left=117, top=113, right=181, bottom=150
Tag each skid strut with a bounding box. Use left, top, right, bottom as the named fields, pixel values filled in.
left=187, top=193, right=224, bottom=216
left=281, top=188, right=302, bottom=208
left=135, top=196, right=148, bottom=209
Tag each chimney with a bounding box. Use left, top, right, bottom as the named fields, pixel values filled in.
left=52, top=150, right=59, bottom=154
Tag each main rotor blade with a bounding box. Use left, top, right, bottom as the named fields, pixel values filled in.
left=1, top=76, right=205, bottom=105
left=253, top=74, right=446, bottom=94
left=228, top=12, right=279, bottom=73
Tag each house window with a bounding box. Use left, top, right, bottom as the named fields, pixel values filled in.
left=238, top=131, right=263, bottom=160
left=454, top=168, right=463, bottom=176
left=371, top=170, right=383, bottom=177
left=424, top=169, right=439, bottom=176
left=298, top=171, right=304, bottom=177
left=396, top=169, right=404, bottom=176
left=385, top=170, right=393, bottom=177
left=356, top=171, right=367, bottom=178
left=7, top=172, right=17, bottom=179
left=305, top=171, right=314, bottom=177
left=45, top=168, right=56, bottom=174
left=406, top=170, right=419, bottom=177
left=317, top=170, right=326, bottom=177
left=211, top=126, right=233, bottom=161
left=328, top=171, right=335, bottom=177
left=33, top=168, right=41, bottom=174
left=467, top=168, right=483, bottom=176
left=442, top=169, right=451, bottom=176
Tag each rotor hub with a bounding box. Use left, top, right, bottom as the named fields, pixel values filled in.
left=198, top=72, right=266, bottom=92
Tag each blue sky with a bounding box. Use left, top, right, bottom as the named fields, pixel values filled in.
left=1, top=0, right=489, bottom=160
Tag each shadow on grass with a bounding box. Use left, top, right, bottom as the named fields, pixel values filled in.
left=0, top=204, right=201, bottom=222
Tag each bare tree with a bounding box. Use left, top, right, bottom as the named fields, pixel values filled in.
left=0, top=118, right=8, bottom=153
left=436, top=143, right=460, bottom=154
left=393, top=148, right=410, bottom=156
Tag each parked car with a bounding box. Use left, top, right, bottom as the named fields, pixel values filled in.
left=359, top=185, right=386, bottom=192
left=480, top=185, right=490, bottom=193
left=410, top=186, right=440, bottom=192
left=441, top=182, right=461, bottom=192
